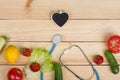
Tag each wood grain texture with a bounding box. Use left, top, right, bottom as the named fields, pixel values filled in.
left=1, top=0, right=120, bottom=19
left=0, top=42, right=120, bottom=65
left=0, top=20, right=120, bottom=79
left=1, top=0, right=120, bottom=78
left=0, top=20, right=120, bottom=41
left=0, top=65, right=120, bottom=80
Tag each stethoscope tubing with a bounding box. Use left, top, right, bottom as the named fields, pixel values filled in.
left=40, top=43, right=57, bottom=80
left=50, top=44, right=56, bottom=55
left=59, top=45, right=100, bottom=80
left=41, top=44, right=100, bottom=80
left=93, top=68, right=100, bottom=80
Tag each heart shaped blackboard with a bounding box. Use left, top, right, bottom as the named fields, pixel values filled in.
left=51, top=11, right=69, bottom=27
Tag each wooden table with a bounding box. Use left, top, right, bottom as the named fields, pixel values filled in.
left=0, top=0, right=120, bottom=80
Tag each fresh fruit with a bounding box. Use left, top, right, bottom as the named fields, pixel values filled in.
left=30, top=62, right=41, bottom=72
left=23, top=64, right=40, bottom=80
left=7, top=67, right=23, bottom=80
left=104, top=50, right=119, bottom=74
left=4, top=45, right=19, bottom=64
left=0, top=35, right=7, bottom=53
left=107, top=35, right=120, bottom=54
left=94, top=55, right=104, bottom=65
left=54, top=63, right=63, bottom=80
left=30, top=48, right=54, bottom=72
left=20, top=48, right=31, bottom=57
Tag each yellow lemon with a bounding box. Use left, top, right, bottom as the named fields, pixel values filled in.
left=4, top=45, right=19, bottom=64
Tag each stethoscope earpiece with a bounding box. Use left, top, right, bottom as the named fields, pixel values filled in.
left=59, top=45, right=100, bottom=80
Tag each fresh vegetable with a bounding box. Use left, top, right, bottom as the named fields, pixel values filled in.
left=0, top=35, right=7, bottom=53
left=24, top=64, right=40, bottom=80
left=30, top=62, right=41, bottom=72
left=4, top=45, right=19, bottom=64
left=20, top=48, right=31, bottom=57
left=94, top=55, right=104, bottom=65
left=104, top=50, right=119, bottom=74
left=107, top=35, right=120, bottom=54
left=54, top=63, right=63, bottom=80
left=7, top=67, right=23, bottom=80
left=40, top=62, right=54, bottom=72
left=30, top=48, right=54, bottom=72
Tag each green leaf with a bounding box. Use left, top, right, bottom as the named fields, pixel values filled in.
left=30, top=48, right=54, bottom=72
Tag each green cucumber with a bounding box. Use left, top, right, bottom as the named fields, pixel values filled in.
left=104, top=50, right=119, bottom=74
left=54, top=63, right=63, bottom=80
left=0, top=36, right=7, bottom=52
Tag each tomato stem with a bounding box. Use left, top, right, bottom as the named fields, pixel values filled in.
left=112, top=41, right=117, bottom=47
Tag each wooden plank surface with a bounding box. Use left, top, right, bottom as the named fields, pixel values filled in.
left=1, top=0, right=120, bottom=19
left=0, top=20, right=120, bottom=41
left=0, top=42, right=120, bottom=65
left=1, top=0, right=120, bottom=78
left=0, top=20, right=120, bottom=79
left=1, top=66, right=120, bottom=80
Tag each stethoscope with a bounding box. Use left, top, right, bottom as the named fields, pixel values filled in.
left=59, top=45, right=100, bottom=80
left=40, top=34, right=100, bottom=80
left=40, top=34, right=62, bottom=80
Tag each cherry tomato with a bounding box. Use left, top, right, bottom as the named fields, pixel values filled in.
left=30, top=62, right=41, bottom=72
left=107, top=35, right=120, bottom=54
left=7, top=67, right=23, bottom=80
left=94, top=55, right=104, bottom=65
left=20, top=48, right=31, bottom=57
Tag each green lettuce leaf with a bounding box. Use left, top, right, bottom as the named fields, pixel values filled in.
left=30, top=48, right=54, bottom=72
left=40, top=62, right=54, bottom=72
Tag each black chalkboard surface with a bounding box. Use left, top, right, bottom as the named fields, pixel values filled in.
left=52, top=12, right=69, bottom=27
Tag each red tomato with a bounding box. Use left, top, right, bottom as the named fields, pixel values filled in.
left=94, top=55, right=104, bottom=65
left=7, top=68, right=23, bottom=80
left=20, top=48, right=31, bottom=57
left=30, top=62, right=41, bottom=72
left=107, top=35, right=120, bottom=54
